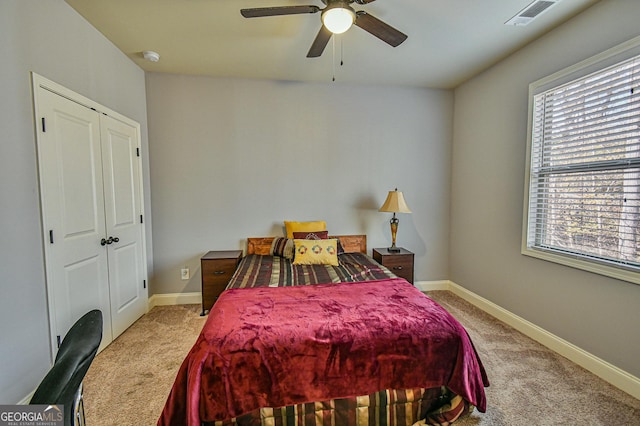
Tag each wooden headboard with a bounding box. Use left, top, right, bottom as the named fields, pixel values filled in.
left=247, top=235, right=367, bottom=255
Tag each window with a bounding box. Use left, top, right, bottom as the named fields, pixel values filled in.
left=523, top=39, right=640, bottom=284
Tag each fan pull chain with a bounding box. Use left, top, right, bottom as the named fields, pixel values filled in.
left=331, top=36, right=345, bottom=82
left=332, top=36, right=336, bottom=82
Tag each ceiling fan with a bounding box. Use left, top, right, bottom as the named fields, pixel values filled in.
left=240, top=0, right=408, bottom=58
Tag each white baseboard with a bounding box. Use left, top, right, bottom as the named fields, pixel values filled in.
left=148, top=292, right=201, bottom=310
left=415, top=280, right=640, bottom=400
left=414, top=280, right=451, bottom=291
left=18, top=392, right=34, bottom=405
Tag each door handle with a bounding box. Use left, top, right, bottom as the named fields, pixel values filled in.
left=100, top=236, right=120, bottom=246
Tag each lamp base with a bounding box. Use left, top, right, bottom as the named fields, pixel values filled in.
left=387, top=247, right=401, bottom=253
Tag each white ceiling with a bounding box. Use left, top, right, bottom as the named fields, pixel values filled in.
left=65, top=0, right=600, bottom=89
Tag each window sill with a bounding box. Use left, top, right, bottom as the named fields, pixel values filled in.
left=521, top=246, right=640, bottom=286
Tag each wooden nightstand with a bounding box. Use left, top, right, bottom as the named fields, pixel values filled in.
left=200, top=250, right=242, bottom=315
left=372, top=247, right=414, bottom=284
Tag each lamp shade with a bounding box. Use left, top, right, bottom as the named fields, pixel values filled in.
left=321, top=6, right=356, bottom=34
left=379, top=190, right=412, bottom=214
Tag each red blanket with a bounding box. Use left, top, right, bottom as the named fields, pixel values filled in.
left=158, top=279, right=488, bottom=425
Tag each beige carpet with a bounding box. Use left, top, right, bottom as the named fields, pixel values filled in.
left=83, top=291, right=640, bottom=425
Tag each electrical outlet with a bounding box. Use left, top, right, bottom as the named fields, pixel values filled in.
left=181, top=267, right=190, bottom=280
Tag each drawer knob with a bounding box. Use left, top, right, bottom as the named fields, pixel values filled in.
left=393, top=266, right=403, bottom=270
left=213, top=271, right=225, bottom=275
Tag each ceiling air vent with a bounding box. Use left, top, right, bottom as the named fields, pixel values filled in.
left=505, top=0, right=559, bottom=26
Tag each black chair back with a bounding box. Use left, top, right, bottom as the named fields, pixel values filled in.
left=30, top=309, right=103, bottom=426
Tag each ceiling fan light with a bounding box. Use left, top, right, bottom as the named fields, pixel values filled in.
left=322, top=7, right=355, bottom=34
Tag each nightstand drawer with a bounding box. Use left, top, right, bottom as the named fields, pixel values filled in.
left=202, top=258, right=238, bottom=284
left=384, top=256, right=413, bottom=274
left=372, top=247, right=414, bottom=284
left=202, top=281, right=228, bottom=304
left=200, top=250, right=242, bottom=315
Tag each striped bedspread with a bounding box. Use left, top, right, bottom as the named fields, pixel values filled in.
left=226, top=252, right=396, bottom=289
left=212, top=387, right=470, bottom=426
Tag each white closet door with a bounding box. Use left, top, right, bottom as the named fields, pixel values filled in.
left=100, top=115, right=147, bottom=337
left=36, top=88, right=113, bottom=350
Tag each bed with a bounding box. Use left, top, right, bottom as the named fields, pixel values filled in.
left=158, top=234, right=488, bottom=426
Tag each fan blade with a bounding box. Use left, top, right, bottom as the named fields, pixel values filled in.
left=241, top=5, right=320, bottom=18
left=307, top=26, right=332, bottom=58
left=354, top=11, right=407, bottom=47
left=354, top=0, right=377, bottom=4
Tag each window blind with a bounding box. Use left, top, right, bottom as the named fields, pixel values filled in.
left=526, top=54, right=640, bottom=271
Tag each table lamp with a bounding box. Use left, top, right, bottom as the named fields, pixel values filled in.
left=378, top=188, right=412, bottom=252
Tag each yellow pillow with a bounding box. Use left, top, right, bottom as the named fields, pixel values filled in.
left=293, top=239, right=339, bottom=266
left=284, top=220, right=327, bottom=238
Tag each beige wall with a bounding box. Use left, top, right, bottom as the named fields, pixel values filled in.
left=451, top=0, right=640, bottom=377
left=145, top=74, right=453, bottom=295
left=0, top=1, right=149, bottom=403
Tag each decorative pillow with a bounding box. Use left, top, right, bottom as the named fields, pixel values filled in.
left=292, top=230, right=329, bottom=240
left=292, top=231, right=345, bottom=254
left=270, top=237, right=294, bottom=260
left=292, top=239, right=339, bottom=266
left=284, top=221, right=327, bottom=238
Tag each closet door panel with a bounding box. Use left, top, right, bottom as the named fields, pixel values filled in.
left=34, top=75, right=147, bottom=357
left=100, top=115, right=147, bottom=338
left=36, top=88, right=113, bottom=350
left=109, top=241, right=142, bottom=318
